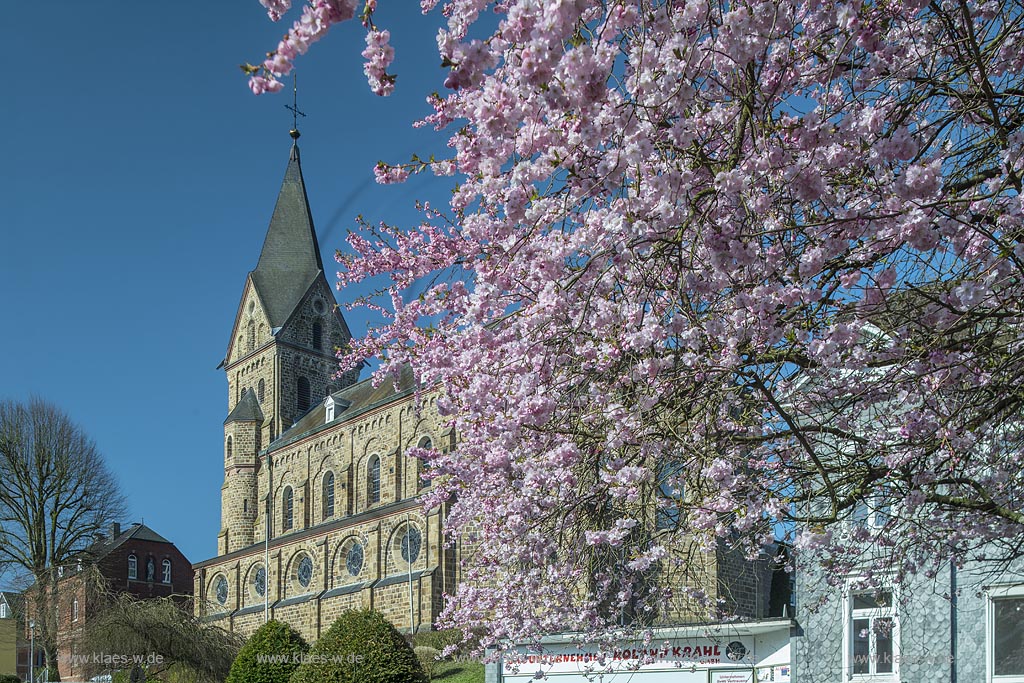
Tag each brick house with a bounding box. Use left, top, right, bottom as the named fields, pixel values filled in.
left=23, top=522, right=194, bottom=681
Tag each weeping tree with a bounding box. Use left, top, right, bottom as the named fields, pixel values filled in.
left=81, top=590, right=243, bottom=683
left=0, top=397, right=126, bottom=678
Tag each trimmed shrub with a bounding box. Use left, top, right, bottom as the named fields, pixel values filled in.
left=290, top=610, right=427, bottom=683
left=226, top=619, right=309, bottom=683
left=414, top=646, right=440, bottom=680
left=0, top=674, right=21, bottom=683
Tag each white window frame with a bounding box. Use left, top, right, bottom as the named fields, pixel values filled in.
left=0, top=603, right=7, bottom=619
left=72, top=598, right=78, bottom=622
left=127, top=554, right=137, bottom=580
left=162, top=558, right=172, bottom=584
left=987, top=583, right=1024, bottom=683
left=842, top=578, right=900, bottom=682
left=851, top=488, right=892, bottom=530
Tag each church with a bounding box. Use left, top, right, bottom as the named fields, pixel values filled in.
left=192, top=130, right=456, bottom=641
left=193, top=131, right=791, bottom=649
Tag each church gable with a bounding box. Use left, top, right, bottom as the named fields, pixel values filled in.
left=225, top=278, right=273, bottom=368
left=275, top=276, right=352, bottom=358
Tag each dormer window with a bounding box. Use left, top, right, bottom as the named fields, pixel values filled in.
left=127, top=554, right=137, bottom=580
left=325, top=396, right=335, bottom=422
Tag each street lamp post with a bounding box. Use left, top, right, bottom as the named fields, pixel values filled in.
left=28, top=619, right=35, bottom=683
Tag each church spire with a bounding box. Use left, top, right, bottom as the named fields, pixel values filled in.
left=250, top=137, right=325, bottom=329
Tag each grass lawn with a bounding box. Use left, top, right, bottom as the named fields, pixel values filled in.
left=432, top=660, right=485, bottom=683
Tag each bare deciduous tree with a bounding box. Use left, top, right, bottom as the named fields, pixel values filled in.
left=0, top=397, right=126, bottom=679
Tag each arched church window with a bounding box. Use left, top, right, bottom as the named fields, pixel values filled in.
left=297, top=555, right=313, bottom=589
left=247, top=320, right=255, bottom=351
left=258, top=379, right=265, bottom=403
left=345, top=541, right=363, bottom=577
left=226, top=436, right=233, bottom=460
left=400, top=524, right=422, bottom=565
left=214, top=575, right=228, bottom=605
left=283, top=486, right=294, bottom=531
left=127, top=554, right=137, bottom=580
left=253, top=566, right=266, bottom=597
left=323, top=471, right=335, bottom=519
left=312, top=321, right=323, bottom=351
left=417, top=436, right=433, bottom=490
left=368, top=456, right=381, bottom=504
left=656, top=462, right=684, bottom=530
left=162, top=559, right=172, bottom=583
left=297, top=377, right=311, bottom=414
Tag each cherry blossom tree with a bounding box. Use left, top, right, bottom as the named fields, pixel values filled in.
left=246, top=0, right=1024, bottom=647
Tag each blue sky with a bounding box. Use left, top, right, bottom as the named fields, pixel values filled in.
left=1, top=2, right=458, bottom=576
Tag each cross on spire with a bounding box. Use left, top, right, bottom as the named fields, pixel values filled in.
left=286, top=72, right=305, bottom=140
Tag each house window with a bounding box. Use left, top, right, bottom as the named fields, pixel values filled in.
left=323, top=472, right=335, bottom=519
left=0, top=603, right=8, bottom=619
left=127, top=554, right=137, bottom=580
left=297, top=377, right=311, bottom=414
left=162, top=559, right=172, bottom=584
left=312, top=321, right=323, bottom=351
left=368, top=456, right=381, bottom=504
left=988, top=584, right=1024, bottom=681
left=852, top=489, right=892, bottom=529
left=72, top=599, right=78, bottom=622
left=846, top=586, right=898, bottom=678
left=283, top=486, right=294, bottom=531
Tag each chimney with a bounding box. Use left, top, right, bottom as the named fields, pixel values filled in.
left=110, top=522, right=121, bottom=538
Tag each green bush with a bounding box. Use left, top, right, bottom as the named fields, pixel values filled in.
left=412, top=629, right=464, bottom=654
left=414, top=646, right=440, bottom=680
left=0, top=674, right=21, bottom=683
left=226, top=619, right=309, bottom=683
left=290, top=610, right=427, bottom=683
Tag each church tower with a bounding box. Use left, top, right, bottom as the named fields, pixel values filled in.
left=218, top=132, right=359, bottom=554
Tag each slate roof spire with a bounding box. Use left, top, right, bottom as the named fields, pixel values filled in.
left=225, top=388, right=265, bottom=424
left=250, top=135, right=325, bottom=328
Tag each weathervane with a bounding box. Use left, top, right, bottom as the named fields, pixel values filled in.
left=286, top=72, right=306, bottom=140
